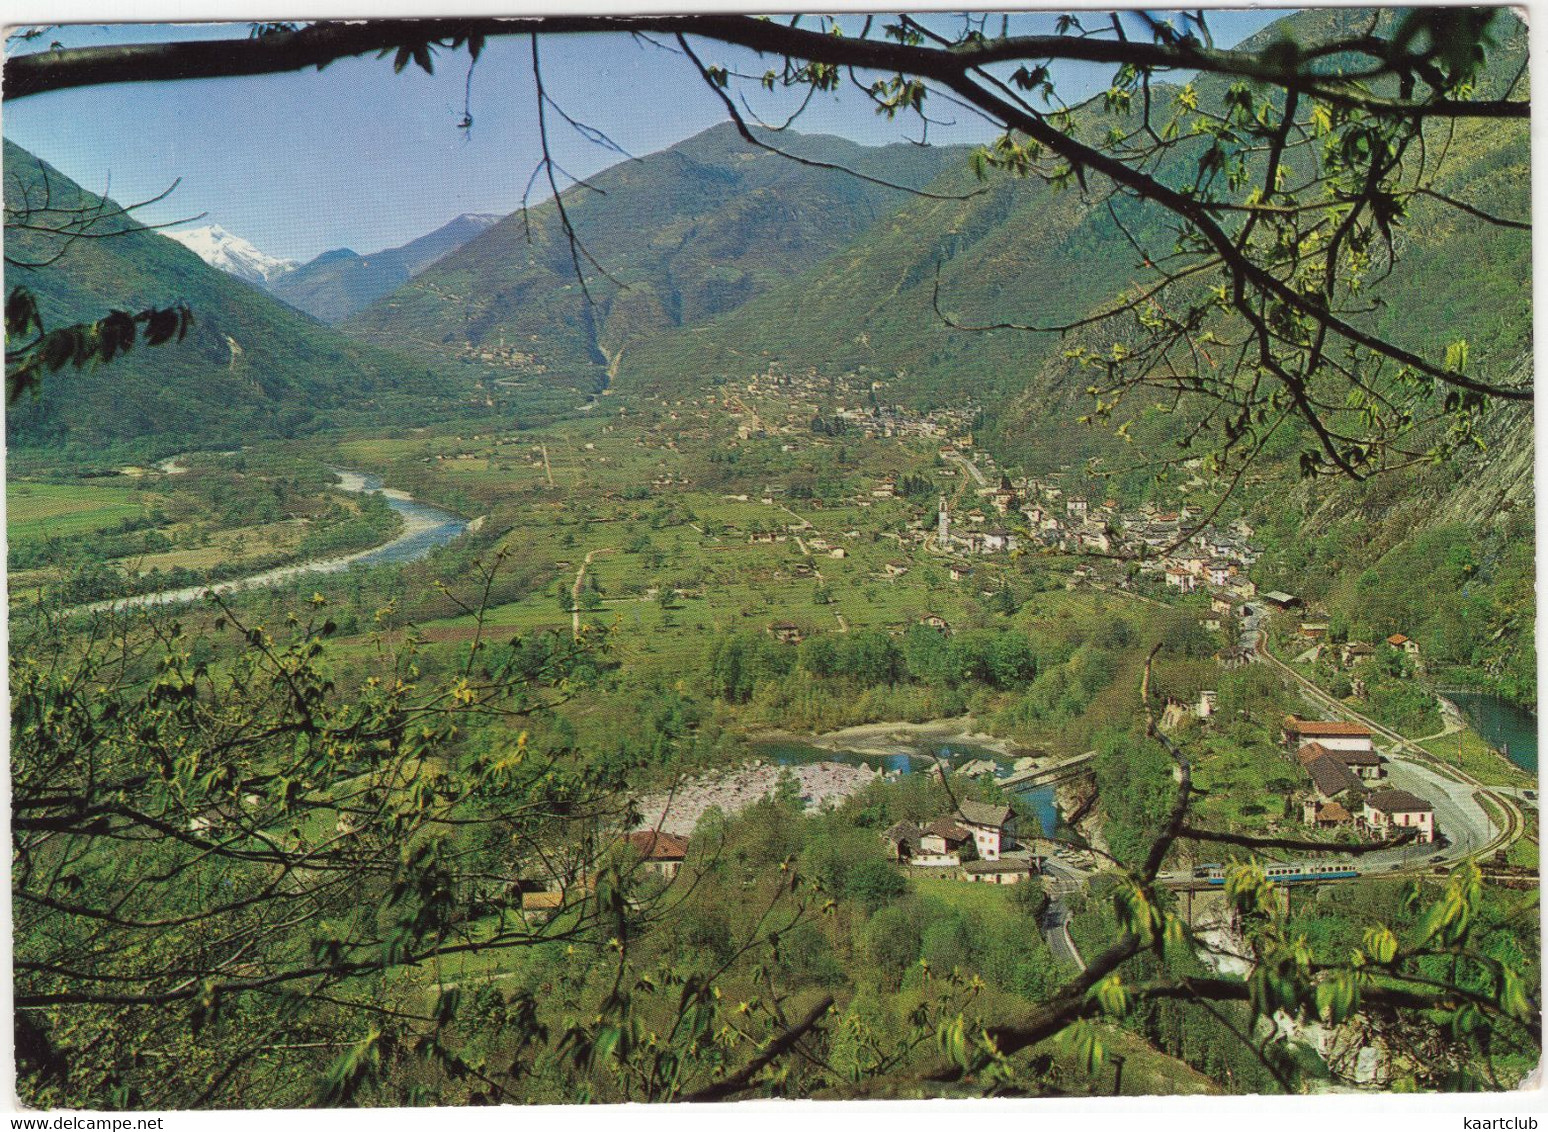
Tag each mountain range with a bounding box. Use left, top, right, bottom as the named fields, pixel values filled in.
left=3, top=139, right=469, bottom=454
left=6, top=8, right=1529, bottom=490
left=267, top=213, right=501, bottom=323
left=168, top=213, right=503, bottom=324
left=342, top=125, right=964, bottom=385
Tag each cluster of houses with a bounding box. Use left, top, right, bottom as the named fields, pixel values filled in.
left=832, top=401, right=979, bottom=441
left=512, top=828, right=692, bottom=916
left=881, top=800, right=1044, bottom=884
left=935, top=493, right=1019, bottom=557
left=1284, top=716, right=1436, bottom=844
left=511, top=792, right=1042, bottom=917
left=1293, top=623, right=1425, bottom=685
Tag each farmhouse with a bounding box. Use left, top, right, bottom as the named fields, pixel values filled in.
left=992, top=476, right=1019, bottom=513
left=1282, top=717, right=1375, bottom=753
left=768, top=621, right=805, bottom=645
left=886, top=819, right=974, bottom=866
left=1299, top=740, right=1385, bottom=780
left=960, top=856, right=1039, bottom=885
left=1304, top=752, right=1364, bottom=800
left=1339, top=748, right=1386, bottom=780
left=1340, top=642, right=1376, bottom=665
left=1302, top=799, right=1353, bottom=828
left=955, top=800, right=1016, bottom=861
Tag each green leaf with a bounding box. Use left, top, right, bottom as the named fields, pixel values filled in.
left=1363, top=925, right=1398, bottom=965
left=1315, top=971, right=1358, bottom=1024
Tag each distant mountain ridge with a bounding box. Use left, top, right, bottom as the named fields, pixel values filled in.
left=269, top=213, right=503, bottom=323
left=163, top=224, right=298, bottom=287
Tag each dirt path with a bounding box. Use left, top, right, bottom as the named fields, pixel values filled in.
left=572, top=547, right=614, bottom=635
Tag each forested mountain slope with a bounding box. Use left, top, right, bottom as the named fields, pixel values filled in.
left=343, top=123, right=965, bottom=384
left=4, top=140, right=466, bottom=455
left=613, top=8, right=1528, bottom=474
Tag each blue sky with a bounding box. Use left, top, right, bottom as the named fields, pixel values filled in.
left=4, top=11, right=1289, bottom=263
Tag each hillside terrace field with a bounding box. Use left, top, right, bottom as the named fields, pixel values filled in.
left=292, top=391, right=1218, bottom=762
left=316, top=398, right=1045, bottom=632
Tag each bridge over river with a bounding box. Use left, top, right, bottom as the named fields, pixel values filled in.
left=1000, top=750, right=1097, bottom=791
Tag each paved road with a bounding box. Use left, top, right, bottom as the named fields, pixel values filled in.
left=943, top=450, right=987, bottom=487
left=1039, top=860, right=1088, bottom=970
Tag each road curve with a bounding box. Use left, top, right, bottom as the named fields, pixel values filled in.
left=1250, top=614, right=1524, bottom=867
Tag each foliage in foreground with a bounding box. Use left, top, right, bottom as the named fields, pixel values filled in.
left=11, top=580, right=1539, bottom=1105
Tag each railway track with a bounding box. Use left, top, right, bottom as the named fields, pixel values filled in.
left=1255, top=630, right=1526, bottom=864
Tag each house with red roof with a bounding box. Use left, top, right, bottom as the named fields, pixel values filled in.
left=1282, top=716, right=1376, bottom=754
left=626, top=830, right=690, bottom=879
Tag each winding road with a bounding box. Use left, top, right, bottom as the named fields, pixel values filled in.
left=1233, top=604, right=1524, bottom=872
left=1040, top=860, right=1088, bottom=969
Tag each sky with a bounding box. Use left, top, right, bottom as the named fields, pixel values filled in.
left=4, top=10, right=1289, bottom=264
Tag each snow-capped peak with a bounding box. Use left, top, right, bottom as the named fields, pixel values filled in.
left=164, top=224, right=298, bottom=287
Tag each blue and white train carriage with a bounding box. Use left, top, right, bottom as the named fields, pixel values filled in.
left=1191, top=862, right=1361, bottom=885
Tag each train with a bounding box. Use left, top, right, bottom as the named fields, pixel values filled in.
left=1191, top=862, right=1361, bottom=885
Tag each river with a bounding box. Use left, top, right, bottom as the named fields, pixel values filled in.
left=77, top=469, right=469, bottom=614
left=1445, top=690, right=1538, bottom=773
left=750, top=737, right=1064, bottom=837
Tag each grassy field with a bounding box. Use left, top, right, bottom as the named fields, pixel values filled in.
left=1187, top=728, right=1305, bottom=836
left=1505, top=809, right=1539, bottom=869
left=1420, top=726, right=1535, bottom=788
left=911, top=873, right=1021, bottom=916
left=7, top=480, right=158, bottom=544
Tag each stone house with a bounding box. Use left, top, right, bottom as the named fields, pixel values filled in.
left=1362, top=789, right=1435, bottom=844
